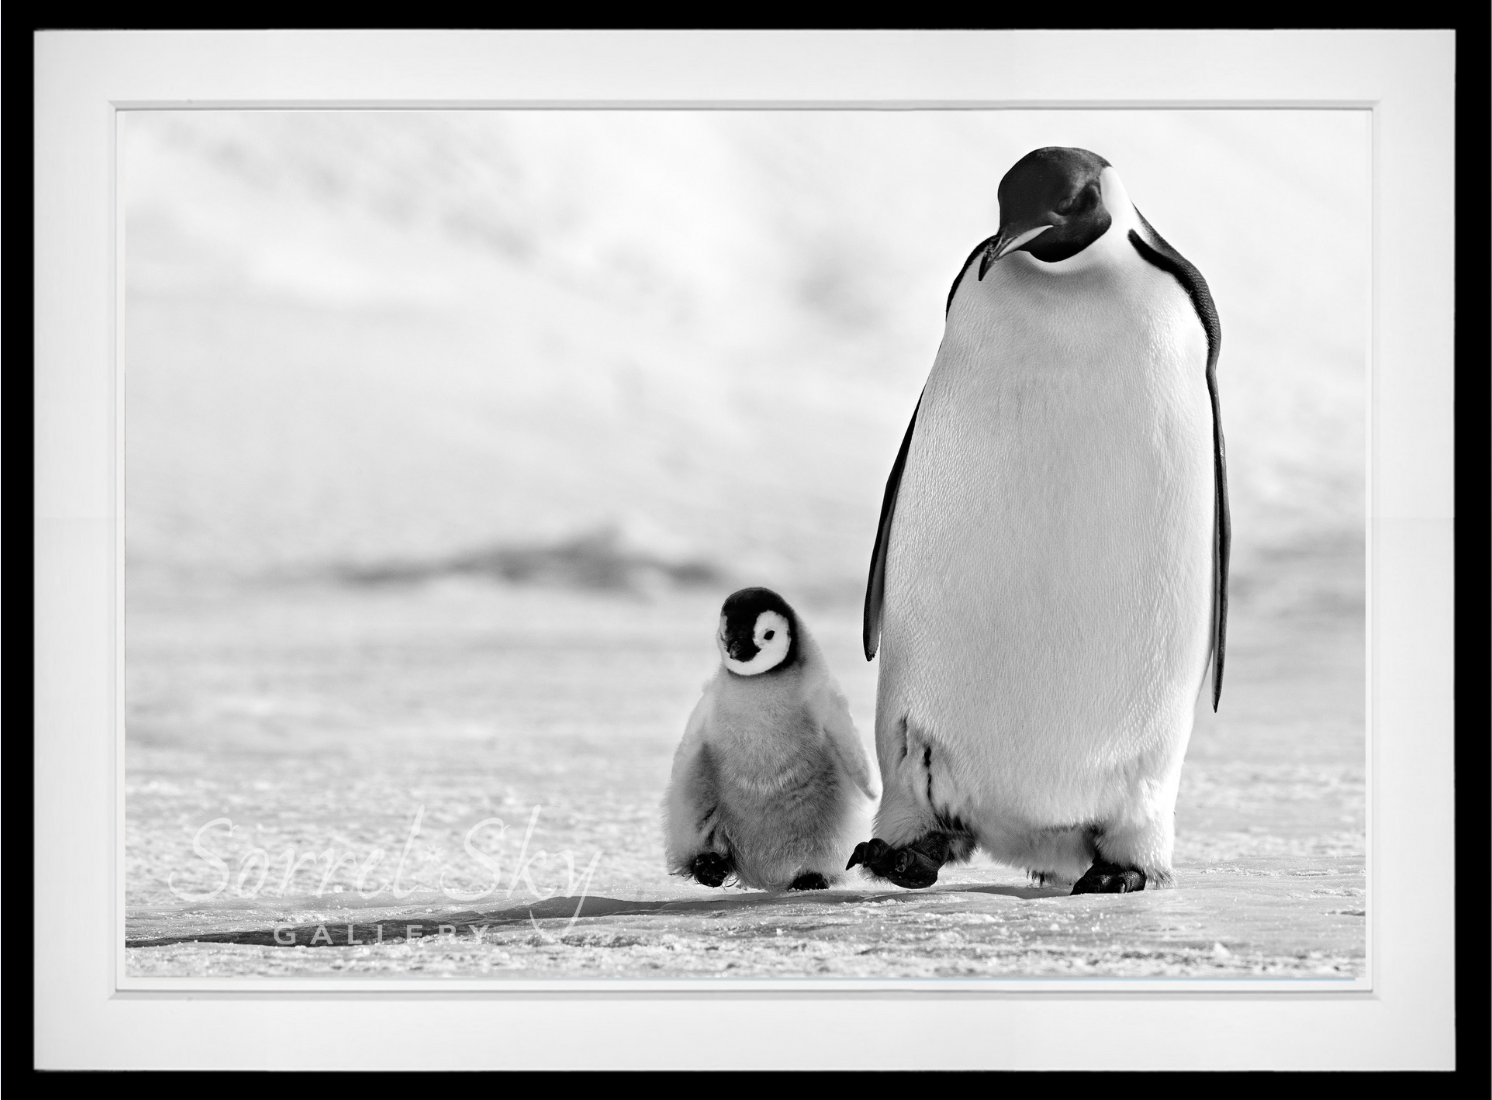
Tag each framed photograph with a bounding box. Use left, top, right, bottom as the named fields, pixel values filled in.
left=35, top=30, right=1455, bottom=1070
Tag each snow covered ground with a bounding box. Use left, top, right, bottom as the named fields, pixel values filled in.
left=124, top=575, right=1363, bottom=980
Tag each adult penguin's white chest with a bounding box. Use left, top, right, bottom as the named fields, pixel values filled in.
left=879, top=218, right=1215, bottom=823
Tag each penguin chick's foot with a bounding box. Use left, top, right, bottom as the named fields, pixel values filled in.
left=1070, top=858, right=1147, bottom=895
left=846, top=835, right=948, bottom=889
left=788, top=872, right=829, bottom=891
left=689, top=852, right=734, bottom=888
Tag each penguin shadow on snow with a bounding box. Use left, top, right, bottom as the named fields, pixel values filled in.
left=125, top=880, right=1073, bottom=949
left=664, top=877, right=1069, bottom=914
left=477, top=877, right=1075, bottom=929
left=490, top=877, right=1069, bottom=928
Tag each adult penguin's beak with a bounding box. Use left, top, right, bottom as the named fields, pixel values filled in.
left=979, top=223, right=1053, bottom=278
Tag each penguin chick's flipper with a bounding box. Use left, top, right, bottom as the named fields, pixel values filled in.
left=788, top=872, right=829, bottom=891
left=1070, top=858, right=1147, bottom=895
left=846, top=835, right=947, bottom=889
left=690, top=851, right=735, bottom=888
left=863, top=393, right=923, bottom=660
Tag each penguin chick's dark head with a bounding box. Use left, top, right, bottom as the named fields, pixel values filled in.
left=984, top=147, right=1113, bottom=271
left=717, top=587, right=800, bottom=677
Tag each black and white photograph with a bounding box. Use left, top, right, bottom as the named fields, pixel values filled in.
left=122, top=106, right=1370, bottom=984
left=33, top=28, right=1459, bottom=1070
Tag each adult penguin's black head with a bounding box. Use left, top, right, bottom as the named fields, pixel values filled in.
left=717, top=587, right=800, bottom=677
left=982, top=147, right=1113, bottom=271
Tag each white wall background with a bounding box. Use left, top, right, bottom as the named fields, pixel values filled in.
left=123, top=109, right=1368, bottom=612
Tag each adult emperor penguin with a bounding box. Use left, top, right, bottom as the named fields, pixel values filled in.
left=664, top=587, right=879, bottom=891
left=849, top=147, right=1229, bottom=895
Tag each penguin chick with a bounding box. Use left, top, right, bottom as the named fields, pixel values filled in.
left=664, top=587, right=879, bottom=892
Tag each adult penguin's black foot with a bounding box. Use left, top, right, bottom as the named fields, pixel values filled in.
left=788, top=872, right=829, bottom=891
left=846, top=835, right=947, bottom=889
left=1070, top=858, right=1147, bottom=894
left=689, top=852, right=734, bottom=888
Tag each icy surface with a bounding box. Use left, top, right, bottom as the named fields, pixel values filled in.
left=125, top=577, right=1364, bottom=981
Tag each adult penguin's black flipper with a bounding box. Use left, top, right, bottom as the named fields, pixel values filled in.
left=864, top=394, right=922, bottom=660
left=866, top=242, right=986, bottom=662
left=1128, top=211, right=1229, bottom=710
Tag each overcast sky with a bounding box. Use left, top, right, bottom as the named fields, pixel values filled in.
left=124, top=109, right=1369, bottom=609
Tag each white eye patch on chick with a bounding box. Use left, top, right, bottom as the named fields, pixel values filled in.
left=717, top=607, right=792, bottom=676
